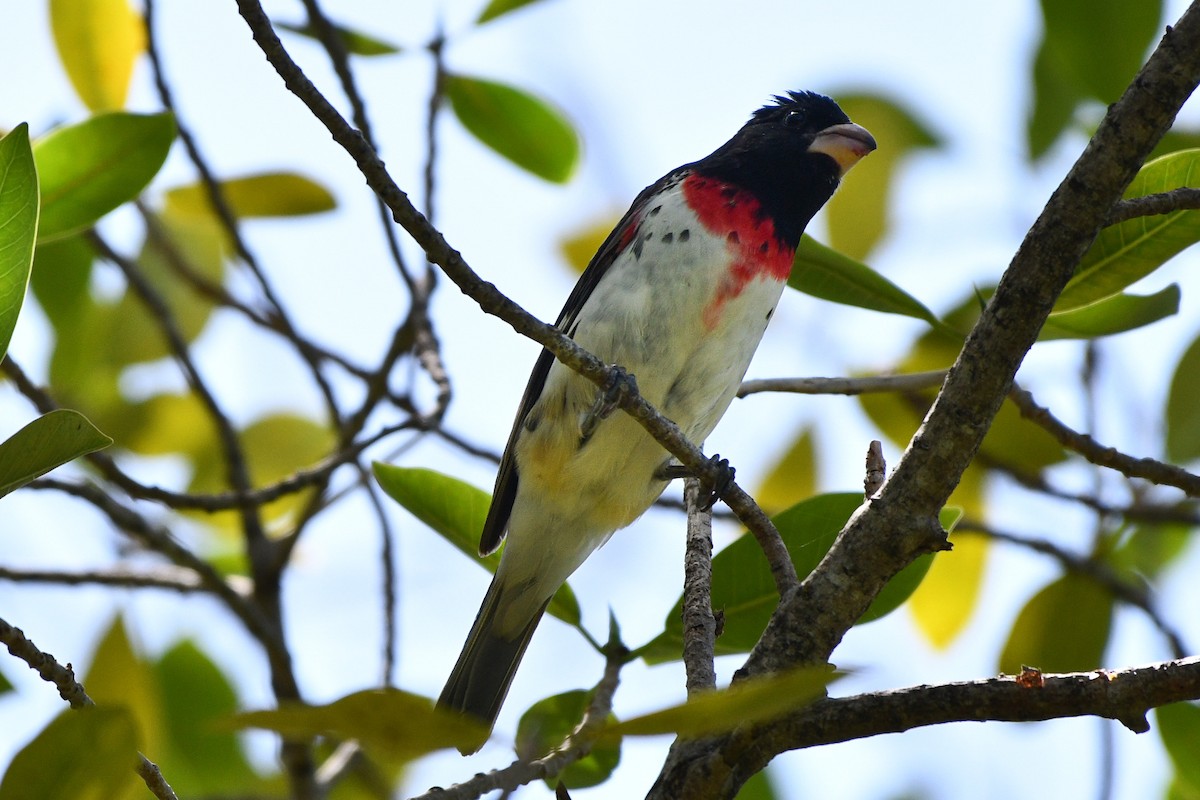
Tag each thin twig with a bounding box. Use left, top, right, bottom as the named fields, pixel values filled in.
left=0, top=564, right=252, bottom=596
left=738, top=370, right=949, bottom=398
left=1106, top=187, right=1200, bottom=225
left=1010, top=383, right=1200, bottom=496
left=682, top=478, right=717, bottom=696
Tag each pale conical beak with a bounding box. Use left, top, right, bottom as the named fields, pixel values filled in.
left=808, top=122, right=877, bottom=175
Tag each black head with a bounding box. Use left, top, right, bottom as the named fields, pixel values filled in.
left=689, top=92, right=876, bottom=246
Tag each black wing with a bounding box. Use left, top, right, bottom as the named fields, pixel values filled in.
left=477, top=168, right=689, bottom=555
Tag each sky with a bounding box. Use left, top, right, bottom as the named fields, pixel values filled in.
left=1, top=1, right=1199, bottom=798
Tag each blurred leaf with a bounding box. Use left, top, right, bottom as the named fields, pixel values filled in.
left=1027, top=40, right=1082, bottom=159
left=0, top=410, right=112, bottom=499
left=1107, top=520, right=1193, bottom=578
left=50, top=0, right=144, bottom=111
left=31, top=234, right=93, bottom=331
left=559, top=213, right=619, bottom=275
left=108, top=209, right=226, bottom=365
left=1040, top=284, right=1179, bottom=339
left=515, top=691, right=619, bottom=789
left=154, top=640, right=261, bottom=794
left=189, top=413, right=335, bottom=535
left=0, top=669, right=12, bottom=695
left=997, top=573, right=1114, bottom=674
left=373, top=464, right=581, bottom=626
left=824, top=94, right=940, bottom=259
left=234, top=688, right=486, bottom=765
left=163, top=171, right=336, bottom=219
left=0, top=708, right=139, bottom=800
left=83, top=616, right=164, bottom=764
left=111, top=392, right=217, bottom=457
left=0, top=124, right=39, bottom=361
left=734, top=768, right=779, bottom=800
left=275, top=21, right=400, bottom=56
left=1166, top=331, right=1200, bottom=463
left=791, top=235, right=941, bottom=327
left=1159, top=702, right=1200, bottom=795
left=755, top=426, right=817, bottom=514
left=34, top=112, right=176, bottom=241
left=642, top=493, right=942, bottom=663
left=1039, top=0, right=1161, bottom=103
left=444, top=74, right=579, bottom=183
left=477, top=0, right=546, bottom=24
left=604, top=665, right=840, bottom=739
left=1056, top=149, right=1200, bottom=311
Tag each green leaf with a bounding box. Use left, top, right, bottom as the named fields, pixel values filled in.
left=603, top=666, right=840, bottom=739
left=641, top=493, right=944, bottom=663
left=163, top=171, right=337, bottom=218
left=50, top=0, right=144, bottom=111
left=1027, top=38, right=1083, bottom=159
left=515, top=691, right=619, bottom=789
left=154, top=640, right=260, bottom=794
left=790, top=235, right=941, bottom=327
left=443, top=74, right=579, bottom=183
left=1039, top=0, right=1161, bottom=103
left=83, top=616, right=164, bottom=762
left=31, top=234, right=93, bottom=331
left=1040, top=285, right=1179, bottom=340
left=275, top=21, right=401, bottom=56
left=0, top=124, right=39, bottom=361
left=0, top=410, right=112, bottom=499
left=997, top=573, right=1114, bottom=674
left=372, top=464, right=581, bottom=626
left=1107, top=521, right=1193, bottom=578
left=233, top=688, right=486, bottom=764
left=823, top=94, right=941, bottom=259
left=0, top=668, right=13, bottom=696
left=34, top=112, right=176, bottom=242
left=1166, top=331, right=1200, bottom=463
left=1056, top=149, right=1200, bottom=311
left=1158, top=702, right=1200, bottom=795
left=477, top=0, right=547, bottom=24
left=0, top=708, right=139, bottom=800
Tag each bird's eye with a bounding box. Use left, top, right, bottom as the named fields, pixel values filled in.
left=785, top=110, right=805, bottom=126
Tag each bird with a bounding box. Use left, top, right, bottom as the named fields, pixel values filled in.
left=437, top=91, right=875, bottom=747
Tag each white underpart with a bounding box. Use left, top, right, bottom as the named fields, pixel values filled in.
left=493, top=181, right=787, bottom=633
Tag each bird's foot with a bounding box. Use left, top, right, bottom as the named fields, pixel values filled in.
left=654, top=454, right=735, bottom=510
left=580, top=366, right=638, bottom=442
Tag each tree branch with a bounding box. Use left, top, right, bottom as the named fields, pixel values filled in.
left=738, top=370, right=948, bottom=398
left=682, top=478, right=717, bottom=695
left=1106, top=187, right=1200, bottom=224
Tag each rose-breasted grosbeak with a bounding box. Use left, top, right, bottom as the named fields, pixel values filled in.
left=438, top=91, right=875, bottom=746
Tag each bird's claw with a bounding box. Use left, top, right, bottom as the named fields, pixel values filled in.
left=580, top=366, right=638, bottom=442
left=700, top=455, right=734, bottom=510
left=654, top=454, right=735, bottom=510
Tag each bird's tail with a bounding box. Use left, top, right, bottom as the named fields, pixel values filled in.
left=437, top=576, right=550, bottom=753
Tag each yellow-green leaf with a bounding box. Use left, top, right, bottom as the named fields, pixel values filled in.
left=823, top=93, right=941, bottom=260
left=233, top=688, right=486, bottom=764
left=0, top=124, right=39, bottom=362
left=34, top=112, right=176, bottom=241
left=997, top=573, right=1114, bottom=674
left=515, top=690, right=619, bottom=789
left=372, top=464, right=581, bottom=627
left=1040, top=285, right=1180, bottom=340
left=477, top=0, right=546, bottom=24
left=755, top=426, right=817, bottom=515
left=50, top=0, right=144, bottom=111
left=0, top=708, right=139, bottom=800
left=559, top=213, right=620, bottom=275
left=790, top=235, right=940, bottom=327
left=1158, top=702, right=1200, bottom=795
left=82, top=616, right=164, bottom=761
left=1057, top=149, right=1200, bottom=311
left=275, top=21, right=400, bottom=57
left=444, top=74, right=579, bottom=183
left=0, top=410, right=112, bottom=499
left=31, top=234, right=93, bottom=331
left=163, top=171, right=337, bottom=219
left=603, top=666, right=840, bottom=740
